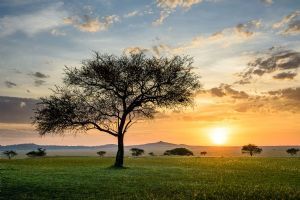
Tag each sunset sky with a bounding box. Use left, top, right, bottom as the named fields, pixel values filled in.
left=0, top=0, right=299, bottom=146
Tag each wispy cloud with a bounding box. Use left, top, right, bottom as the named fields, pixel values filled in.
left=154, top=0, right=204, bottom=25
left=260, top=0, right=273, bottom=5
left=64, top=14, right=119, bottom=32
left=0, top=2, right=67, bottom=37
left=272, top=10, right=300, bottom=35
left=4, top=81, right=17, bottom=88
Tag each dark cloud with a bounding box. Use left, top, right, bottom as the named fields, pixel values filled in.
left=268, top=87, right=300, bottom=101
left=4, top=81, right=17, bottom=88
left=31, top=72, right=49, bottom=78
left=210, top=84, right=249, bottom=99
left=0, top=96, right=39, bottom=123
left=283, top=20, right=300, bottom=35
left=273, top=72, right=297, bottom=80
left=237, top=47, right=300, bottom=84
left=34, top=79, right=46, bottom=87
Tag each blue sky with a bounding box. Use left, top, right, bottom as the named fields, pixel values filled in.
left=0, top=0, right=299, bottom=145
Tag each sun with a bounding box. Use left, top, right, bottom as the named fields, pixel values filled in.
left=210, top=127, right=229, bottom=145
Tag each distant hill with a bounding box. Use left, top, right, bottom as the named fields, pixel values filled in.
left=0, top=141, right=299, bottom=157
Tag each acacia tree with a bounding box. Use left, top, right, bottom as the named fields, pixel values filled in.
left=3, top=150, right=17, bottom=159
left=286, top=148, right=299, bottom=156
left=241, top=144, right=262, bottom=156
left=34, top=52, right=200, bottom=168
left=130, top=148, right=144, bottom=156
left=97, top=151, right=106, bottom=157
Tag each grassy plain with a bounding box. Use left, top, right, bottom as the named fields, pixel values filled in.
left=0, top=157, right=299, bottom=199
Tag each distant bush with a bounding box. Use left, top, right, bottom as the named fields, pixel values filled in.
left=3, top=150, right=17, bottom=159
left=286, top=148, right=299, bottom=156
left=97, top=151, right=106, bottom=157
left=164, top=148, right=193, bottom=156
left=130, top=148, right=144, bottom=156
left=242, top=144, right=262, bottom=156
left=26, top=148, right=46, bottom=157
left=200, top=151, right=207, bottom=156
left=148, top=152, right=155, bottom=156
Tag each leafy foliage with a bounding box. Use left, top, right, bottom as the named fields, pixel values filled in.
left=130, top=148, right=144, bottom=156
left=164, top=148, right=194, bottom=156
left=26, top=148, right=46, bottom=157
left=286, top=148, right=299, bottom=156
left=2, top=150, right=17, bottom=159
left=97, top=151, right=106, bottom=157
left=242, top=144, right=262, bottom=156
left=33, top=52, right=200, bottom=167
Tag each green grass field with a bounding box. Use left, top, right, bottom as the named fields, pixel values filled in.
left=0, top=157, right=299, bottom=200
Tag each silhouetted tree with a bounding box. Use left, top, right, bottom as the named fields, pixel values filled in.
left=241, top=144, right=262, bottom=156
left=200, top=151, right=207, bottom=156
left=286, top=148, right=299, bottom=156
left=164, top=148, right=193, bottom=156
left=3, top=150, right=17, bottom=160
left=26, top=148, right=46, bottom=157
left=130, top=148, right=144, bottom=156
left=34, top=52, right=200, bottom=167
left=97, top=151, right=106, bottom=157
left=148, top=152, right=155, bottom=156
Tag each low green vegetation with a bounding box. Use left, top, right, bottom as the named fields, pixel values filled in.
left=0, top=157, right=299, bottom=200
left=164, top=148, right=194, bottom=156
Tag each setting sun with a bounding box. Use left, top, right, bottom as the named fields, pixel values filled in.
left=210, top=127, right=229, bottom=145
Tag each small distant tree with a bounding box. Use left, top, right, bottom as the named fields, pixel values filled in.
left=26, top=148, right=46, bottom=157
left=164, top=148, right=193, bottom=156
left=148, top=152, right=155, bottom=156
left=3, top=150, right=17, bottom=160
left=200, top=151, right=207, bottom=156
left=242, top=144, right=262, bottom=156
left=130, top=148, right=144, bottom=156
left=286, top=148, right=299, bottom=156
left=97, top=151, right=106, bottom=157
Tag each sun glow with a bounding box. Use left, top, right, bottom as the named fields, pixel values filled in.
left=210, top=127, right=229, bottom=145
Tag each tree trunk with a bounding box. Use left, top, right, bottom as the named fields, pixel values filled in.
left=114, top=134, right=124, bottom=168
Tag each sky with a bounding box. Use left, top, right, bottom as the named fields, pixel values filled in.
left=0, top=0, right=299, bottom=146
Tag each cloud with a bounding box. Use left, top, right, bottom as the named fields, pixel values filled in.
left=237, top=47, right=300, bottom=84
left=123, top=47, right=149, bottom=55
left=0, top=96, right=38, bottom=123
left=64, top=14, right=119, bottom=32
left=0, top=2, right=67, bottom=37
left=34, top=80, right=46, bottom=87
left=4, top=81, right=17, bottom=88
left=272, top=10, right=300, bottom=35
left=210, top=84, right=249, bottom=99
left=268, top=87, right=300, bottom=101
left=154, top=0, right=203, bottom=25
left=273, top=72, right=297, bottom=80
left=124, top=10, right=139, bottom=18
left=282, top=20, right=300, bottom=35
left=260, top=0, right=273, bottom=5
left=30, top=72, right=49, bottom=79
left=50, top=29, right=66, bottom=36
left=156, top=0, right=203, bottom=9
left=155, top=20, right=261, bottom=54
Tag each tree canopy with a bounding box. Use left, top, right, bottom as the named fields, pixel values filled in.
left=241, top=144, right=262, bottom=156
left=164, top=148, right=194, bottom=156
left=34, top=52, right=201, bottom=167
left=130, top=148, right=144, bottom=156
left=286, top=148, right=299, bottom=156
left=3, top=150, right=17, bottom=159
left=26, top=148, right=47, bottom=157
